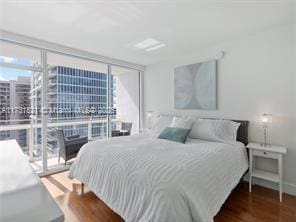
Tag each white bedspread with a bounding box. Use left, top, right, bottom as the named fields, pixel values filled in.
left=69, top=133, right=248, bottom=222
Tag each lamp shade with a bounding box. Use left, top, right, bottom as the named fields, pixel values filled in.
left=147, top=111, right=153, bottom=118
left=146, top=111, right=154, bottom=130
left=259, top=113, right=272, bottom=125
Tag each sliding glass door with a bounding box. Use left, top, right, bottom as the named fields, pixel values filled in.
left=0, top=40, right=141, bottom=175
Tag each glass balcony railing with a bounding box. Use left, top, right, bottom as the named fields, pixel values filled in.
left=0, top=118, right=120, bottom=172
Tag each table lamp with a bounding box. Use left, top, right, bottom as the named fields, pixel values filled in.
left=147, top=111, right=154, bottom=130
left=259, top=113, right=272, bottom=147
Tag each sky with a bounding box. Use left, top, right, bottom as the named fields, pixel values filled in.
left=0, top=56, right=32, bottom=81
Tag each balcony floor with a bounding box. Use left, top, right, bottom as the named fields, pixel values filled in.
left=31, top=155, right=75, bottom=172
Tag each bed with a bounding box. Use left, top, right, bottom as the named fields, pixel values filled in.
left=69, top=120, right=249, bottom=222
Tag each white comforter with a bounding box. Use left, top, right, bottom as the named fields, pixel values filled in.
left=69, top=133, right=248, bottom=222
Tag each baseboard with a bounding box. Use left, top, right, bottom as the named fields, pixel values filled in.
left=243, top=175, right=296, bottom=196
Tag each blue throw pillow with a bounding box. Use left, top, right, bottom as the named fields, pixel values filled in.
left=158, top=127, right=191, bottom=144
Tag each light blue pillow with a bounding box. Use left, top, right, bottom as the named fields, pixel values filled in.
left=158, top=127, right=191, bottom=144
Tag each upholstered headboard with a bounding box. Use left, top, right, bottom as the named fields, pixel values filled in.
left=231, top=120, right=249, bottom=145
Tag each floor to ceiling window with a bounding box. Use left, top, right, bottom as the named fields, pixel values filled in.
left=0, top=39, right=141, bottom=175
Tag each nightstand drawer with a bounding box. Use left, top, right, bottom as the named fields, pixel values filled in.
left=253, top=150, right=279, bottom=159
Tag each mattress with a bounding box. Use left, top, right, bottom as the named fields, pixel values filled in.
left=69, top=133, right=248, bottom=222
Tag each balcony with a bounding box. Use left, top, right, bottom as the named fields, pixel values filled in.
left=0, top=118, right=119, bottom=173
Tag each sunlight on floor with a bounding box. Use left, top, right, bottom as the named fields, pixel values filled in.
left=41, top=171, right=81, bottom=198
left=31, top=156, right=75, bottom=172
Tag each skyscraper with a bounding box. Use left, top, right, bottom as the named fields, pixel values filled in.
left=0, top=77, right=31, bottom=147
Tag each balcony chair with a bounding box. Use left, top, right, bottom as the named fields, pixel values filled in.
left=112, top=122, right=132, bottom=137
left=55, top=129, right=88, bottom=165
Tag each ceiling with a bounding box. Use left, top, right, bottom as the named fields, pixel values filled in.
left=0, top=0, right=294, bottom=66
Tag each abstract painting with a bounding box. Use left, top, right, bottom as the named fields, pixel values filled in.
left=174, top=60, right=217, bottom=110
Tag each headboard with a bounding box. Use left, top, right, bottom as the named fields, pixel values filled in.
left=231, top=120, right=249, bottom=145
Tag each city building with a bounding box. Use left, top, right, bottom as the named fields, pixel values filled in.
left=0, top=80, right=11, bottom=141
left=0, top=77, right=30, bottom=147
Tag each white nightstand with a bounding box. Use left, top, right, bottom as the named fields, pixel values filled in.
left=247, top=142, right=287, bottom=202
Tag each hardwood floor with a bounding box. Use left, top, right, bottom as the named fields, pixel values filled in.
left=42, top=171, right=296, bottom=222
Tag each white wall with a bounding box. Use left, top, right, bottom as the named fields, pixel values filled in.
left=143, top=24, right=296, bottom=195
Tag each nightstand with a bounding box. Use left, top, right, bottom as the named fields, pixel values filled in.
left=247, top=142, right=287, bottom=202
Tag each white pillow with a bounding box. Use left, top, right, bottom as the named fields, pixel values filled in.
left=189, top=119, right=240, bottom=142
left=153, top=115, right=174, bottom=133
left=169, top=116, right=194, bottom=129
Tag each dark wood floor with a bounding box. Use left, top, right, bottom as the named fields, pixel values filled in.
left=42, top=171, right=296, bottom=222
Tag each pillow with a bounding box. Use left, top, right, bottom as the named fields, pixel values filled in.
left=158, top=127, right=191, bottom=144
left=169, top=116, right=194, bottom=129
left=153, top=115, right=174, bottom=133
left=189, top=119, right=240, bottom=143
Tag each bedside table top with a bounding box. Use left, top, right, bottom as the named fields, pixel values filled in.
left=247, top=142, right=287, bottom=154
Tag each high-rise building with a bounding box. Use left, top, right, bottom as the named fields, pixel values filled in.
left=0, top=77, right=31, bottom=147
left=0, top=81, right=11, bottom=141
